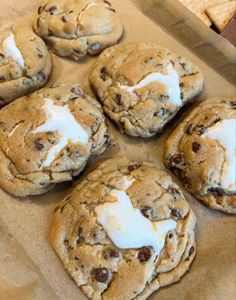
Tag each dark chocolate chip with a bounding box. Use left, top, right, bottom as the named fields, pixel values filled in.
left=0, top=76, right=5, bottom=82
left=172, top=154, right=183, bottom=164
left=160, top=94, right=169, bottom=101
left=168, top=233, right=173, bottom=238
left=192, top=142, right=201, bottom=153
left=128, top=163, right=140, bottom=172
left=171, top=208, right=182, bottom=219
left=48, top=29, right=54, bottom=36
left=48, top=5, right=57, bottom=15
left=100, top=67, right=108, bottom=81
left=186, top=123, right=194, bottom=134
left=74, top=48, right=82, bottom=54
left=109, top=8, right=116, bottom=12
left=71, top=86, right=83, bottom=96
left=109, top=249, right=119, bottom=258
left=38, top=5, right=43, bottom=14
left=0, top=53, right=5, bottom=58
left=189, top=246, right=194, bottom=256
left=179, top=82, right=184, bottom=87
left=141, top=206, right=152, bottom=219
left=138, top=247, right=152, bottom=263
left=115, top=94, right=122, bottom=105
left=37, top=53, right=43, bottom=58
left=38, top=71, right=47, bottom=81
left=34, top=140, right=44, bottom=151
left=208, top=188, right=224, bottom=197
left=61, top=16, right=67, bottom=22
left=180, top=92, right=184, bottom=100
left=93, top=268, right=109, bottom=283
left=230, top=101, right=236, bottom=109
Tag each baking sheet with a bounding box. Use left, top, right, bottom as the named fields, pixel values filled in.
left=0, top=0, right=235, bottom=299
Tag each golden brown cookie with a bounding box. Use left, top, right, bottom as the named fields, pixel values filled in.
left=33, top=0, right=123, bottom=61
left=164, top=97, right=236, bottom=214
left=51, top=157, right=196, bottom=300
left=89, top=43, right=204, bottom=138
left=0, top=83, right=110, bottom=197
left=0, top=21, right=52, bottom=106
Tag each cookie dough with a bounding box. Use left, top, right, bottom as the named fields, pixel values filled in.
left=51, top=157, right=196, bottom=300
left=89, top=43, right=204, bottom=138
left=0, top=21, right=52, bottom=106
left=33, top=0, right=123, bottom=61
left=164, top=97, right=236, bottom=214
left=0, top=83, right=110, bottom=197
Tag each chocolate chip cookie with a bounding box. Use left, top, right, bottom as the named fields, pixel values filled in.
left=164, top=97, right=236, bottom=214
left=89, top=43, right=204, bottom=138
left=51, top=157, right=196, bottom=300
left=33, top=0, right=123, bottom=61
left=0, top=21, right=52, bottom=106
left=0, top=83, right=110, bottom=197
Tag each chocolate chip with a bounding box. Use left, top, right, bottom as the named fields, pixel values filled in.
left=160, top=94, right=169, bottom=101
left=115, top=94, right=122, bottom=105
left=138, top=247, right=152, bottom=263
left=192, top=142, right=201, bottom=153
left=0, top=76, right=5, bottom=82
left=230, top=101, right=236, bottom=109
left=38, top=71, right=47, bottom=81
left=154, top=107, right=167, bottom=117
left=48, top=5, right=57, bottom=15
left=100, top=67, right=108, bottom=81
left=109, top=8, right=116, bottom=12
left=74, top=48, right=82, bottom=54
left=128, top=163, right=140, bottom=172
left=171, top=208, right=182, bottom=219
left=0, top=53, right=5, bottom=58
left=172, top=154, right=183, bottom=164
left=61, top=16, right=67, bottom=22
left=141, top=206, right=152, bottom=219
left=186, top=123, right=194, bottom=134
left=93, top=268, right=109, bottom=283
left=38, top=53, right=43, bottom=58
left=180, top=92, right=184, bottom=100
left=168, top=233, right=173, bottom=238
left=48, top=29, right=54, bottom=36
left=34, top=140, right=44, bottom=151
left=189, top=246, right=194, bottom=256
left=109, top=249, right=119, bottom=258
left=179, top=82, right=184, bottom=87
left=208, top=188, right=224, bottom=197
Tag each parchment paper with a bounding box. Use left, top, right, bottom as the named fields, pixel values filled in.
left=0, top=1, right=235, bottom=299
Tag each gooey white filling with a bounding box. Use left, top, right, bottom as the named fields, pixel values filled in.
left=202, top=119, right=236, bottom=192
left=32, top=98, right=89, bottom=167
left=95, top=177, right=176, bottom=254
left=2, top=32, right=25, bottom=68
left=120, top=63, right=181, bottom=106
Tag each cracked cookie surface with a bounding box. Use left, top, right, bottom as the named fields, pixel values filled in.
left=0, top=83, right=110, bottom=197
left=51, top=157, right=196, bottom=300
left=164, top=97, right=236, bottom=214
left=0, top=21, right=52, bottom=106
left=33, top=0, right=123, bottom=61
left=89, top=43, right=204, bottom=138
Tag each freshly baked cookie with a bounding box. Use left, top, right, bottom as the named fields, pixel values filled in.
left=51, top=157, right=196, bottom=300
left=89, top=43, right=204, bottom=138
left=0, top=21, right=52, bottom=106
left=33, top=0, right=123, bottom=61
left=164, top=97, right=236, bottom=214
left=0, top=83, right=110, bottom=197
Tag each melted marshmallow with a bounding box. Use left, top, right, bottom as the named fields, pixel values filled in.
left=32, top=98, right=89, bottom=167
left=202, top=119, right=236, bottom=191
left=95, top=177, right=176, bottom=254
left=120, top=63, right=181, bottom=106
left=2, top=33, right=25, bottom=68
